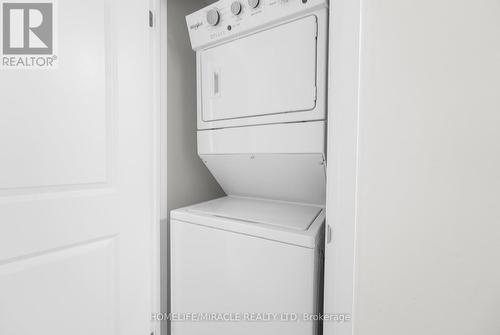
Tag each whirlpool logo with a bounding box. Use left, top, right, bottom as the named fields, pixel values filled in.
left=190, top=21, right=203, bottom=30
left=1, top=0, right=58, bottom=69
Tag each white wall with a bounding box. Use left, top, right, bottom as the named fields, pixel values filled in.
left=326, top=1, right=500, bottom=334
left=161, top=0, right=225, bottom=334
left=163, top=0, right=224, bottom=221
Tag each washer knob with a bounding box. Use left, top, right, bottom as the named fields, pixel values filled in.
left=231, top=1, right=242, bottom=15
left=206, top=9, right=220, bottom=26
left=248, top=0, right=260, bottom=9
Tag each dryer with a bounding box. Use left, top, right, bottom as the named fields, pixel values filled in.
left=188, top=0, right=329, bottom=205
left=192, top=3, right=328, bottom=130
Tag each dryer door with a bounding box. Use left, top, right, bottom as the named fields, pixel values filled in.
left=200, top=15, right=319, bottom=128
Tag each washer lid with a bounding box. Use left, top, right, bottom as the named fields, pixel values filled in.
left=187, top=196, right=321, bottom=231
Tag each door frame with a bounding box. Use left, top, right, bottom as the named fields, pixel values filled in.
left=150, top=0, right=163, bottom=334
left=323, top=0, right=361, bottom=334
left=154, top=0, right=365, bottom=334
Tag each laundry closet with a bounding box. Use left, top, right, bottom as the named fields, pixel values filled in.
left=165, top=0, right=329, bottom=334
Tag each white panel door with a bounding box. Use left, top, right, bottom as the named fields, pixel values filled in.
left=0, top=0, right=155, bottom=334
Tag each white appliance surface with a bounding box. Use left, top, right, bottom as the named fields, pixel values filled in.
left=186, top=0, right=328, bottom=51
left=197, top=120, right=326, bottom=155
left=200, top=153, right=326, bottom=205
left=174, top=3, right=329, bottom=334
left=172, top=196, right=325, bottom=248
left=171, top=219, right=322, bottom=335
left=197, top=121, right=327, bottom=206
left=185, top=0, right=329, bottom=205
left=188, top=0, right=328, bottom=130
left=200, top=15, right=318, bottom=123
left=188, top=196, right=322, bottom=231
left=170, top=196, right=325, bottom=335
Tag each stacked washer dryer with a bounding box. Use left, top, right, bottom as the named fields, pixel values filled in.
left=171, top=1, right=328, bottom=334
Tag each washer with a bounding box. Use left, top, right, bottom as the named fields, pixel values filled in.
left=170, top=196, right=325, bottom=335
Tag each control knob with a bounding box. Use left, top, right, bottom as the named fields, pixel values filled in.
left=231, top=1, right=242, bottom=15
left=248, top=0, right=260, bottom=9
left=206, top=9, right=220, bottom=26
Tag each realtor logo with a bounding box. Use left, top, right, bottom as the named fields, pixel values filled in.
left=1, top=0, right=57, bottom=69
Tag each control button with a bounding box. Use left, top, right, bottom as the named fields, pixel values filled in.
left=231, top=1, right=242, bottom=15
left=206, top=9, right=220, bottom=26
left=248, top=0, right=260, bottom=9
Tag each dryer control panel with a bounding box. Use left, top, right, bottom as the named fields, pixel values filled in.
left=186, top=0, right=328, bottom=50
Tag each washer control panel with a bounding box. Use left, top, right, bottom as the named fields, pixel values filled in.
left=186, top=0, right=327, bottom=50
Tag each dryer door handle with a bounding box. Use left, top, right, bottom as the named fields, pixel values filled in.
left=213, top=71, right=221, bottom=97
